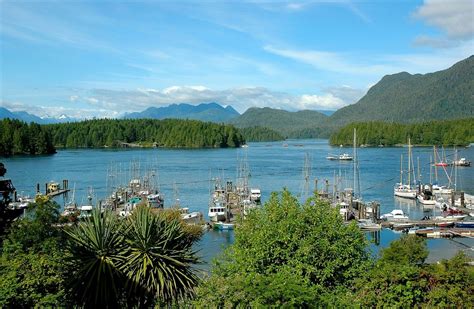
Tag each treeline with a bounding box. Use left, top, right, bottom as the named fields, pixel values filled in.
left=238, top=126, right=284, bottom=142
left=0, top=119, right=56, bottom=156
left=45, top=118, right=245, bottom=148
left=330, top=118, right=474, bottom=146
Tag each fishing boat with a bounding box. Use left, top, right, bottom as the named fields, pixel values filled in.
left=394, top=139, right=416, bottom=199
left=381, top=209, right=409, bottom=221
left=250, top=188, right=261, bottom=203
left=180, top=207, right=203, bottom=224
left=452, top=157, right=471, bottom=167
left=213, top=222, right=235, bottom=230
left=146, top=193, right=164, bottom=208
left=78, top=205, right=93, bottom=218
left=455, top=221, right=474, bottom=228
left=208, top=200, right=227, bottom=222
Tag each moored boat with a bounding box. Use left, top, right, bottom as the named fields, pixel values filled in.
left=213, top=222, right=235, bottom=230
left=455, top=221, right=474, bottom=228
left=381, top=209, right=409, bottom=222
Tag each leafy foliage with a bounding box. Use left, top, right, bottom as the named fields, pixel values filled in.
left=330, top=118, right=474, bottom=146
left=0, top=198, right=67, bottom=307
left=353, top=235, right=474, bottom=308
left=194, top=190, right=370, bottom=307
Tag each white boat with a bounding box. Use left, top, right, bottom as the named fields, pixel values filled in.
left=213, top=222, right=235, bottom=230
left=394, top=139, right=416, bottom=199
left=79, top=205, right=93, bottom=218
left=357, top=219, right=381, bottom=230
left=180, top=207, right=202, bottom=224
left=433, top=214, right=467, bottom=221
left=250, top=188, right=261, bottom=203
left=432, top=184, right=453, bottom=195
left=452, top=157, right=471, bottom=167
left=392, top=222, right=414, bottom=229
left=394, top=184, right=417, bottom=199
left=381, top=209, right=409, bottom=221
left=208, top=201, right=227, bottom=222
left=146, top=193, right=164, bottom=208
left=326, top=153, right=353, bottom=161
left=417, top=186, right=436, bottom=206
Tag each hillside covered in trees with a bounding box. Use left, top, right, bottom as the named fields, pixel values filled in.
left=238, top=126, right=284, bottom=142
left=231, top=107, right=330, bottom=138
left=329, top=118, right=474, bottom=146
left=0, top=119, right=56, bottom=156
left=330, top=55, right=474, bottom=125
left=46, top=119, right=245, bottom=149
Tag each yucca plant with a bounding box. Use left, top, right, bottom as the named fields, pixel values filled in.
left=119, top=205, right=200, bottom=305
left=64, top=209, right=125, bottom=307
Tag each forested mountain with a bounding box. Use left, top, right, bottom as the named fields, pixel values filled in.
left=124, top=102, right=240, bottom=122
left=231, top=107, right=329, bottom=138
left=45, top=119, right=244, bottom=149
left=329, top=118, right=474, bottom=146
left=330, top=55, right=474, bottom=125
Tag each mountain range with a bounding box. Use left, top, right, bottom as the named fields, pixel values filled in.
left=0, top=107, right=76, bottom=124
left=124, top=102, right=240, bottom=122
left=2, top=55, right=472, bottom=137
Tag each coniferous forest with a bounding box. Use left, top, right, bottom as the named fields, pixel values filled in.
left=330, top=118, right=474, bottom=146
left=0, top=118, right=247, bottom=156
left=0, top=119, right=56, bottom=156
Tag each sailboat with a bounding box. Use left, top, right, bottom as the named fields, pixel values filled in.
left=394, top=138, right=416, bottom=199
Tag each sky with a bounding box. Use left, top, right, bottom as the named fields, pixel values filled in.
left=1, top=0, right=473, bottom=119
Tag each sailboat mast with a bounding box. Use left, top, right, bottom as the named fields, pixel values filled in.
left=434, top=146, right=438, bottom=182
left=454, top=147, right=458, bottom=191
left=417, top=156, right=420, bottom=184
left=400, top=154, right=403, bottom=185
left=353, top=128, right=357, bottom=198
left=408, top=138, right=411, bottom=189
left=429, top=155, right=433, bottom=184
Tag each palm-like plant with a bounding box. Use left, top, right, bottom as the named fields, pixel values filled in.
left=119, top=206, right=200, bottom=305
left=64, top=209, right=125, bottom=307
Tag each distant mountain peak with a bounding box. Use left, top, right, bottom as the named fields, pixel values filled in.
left=124, top=102, right=240, bottom=122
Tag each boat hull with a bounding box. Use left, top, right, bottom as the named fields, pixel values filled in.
left=394, top=190, right=416, bottom=199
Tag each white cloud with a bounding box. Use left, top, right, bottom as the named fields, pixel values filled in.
left=264, top=45, right=396, bottom=76
left=413, top=0, right=474, bottom=48
left=76, top=85, right=363, bottom=115
left=414, top=0, right=474, bottom=39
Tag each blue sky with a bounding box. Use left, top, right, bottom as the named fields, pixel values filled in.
left=1, top=0, right=473, bottom=118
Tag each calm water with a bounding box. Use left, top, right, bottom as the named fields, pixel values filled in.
left=2, top=139, right=474, bottom=265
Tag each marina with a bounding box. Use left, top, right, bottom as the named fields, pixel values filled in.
left=2, top=139, right=474, bottom=264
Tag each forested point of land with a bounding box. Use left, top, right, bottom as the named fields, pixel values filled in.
left=238, top=126, right=285, bottom=142
left=0, top=119, right=56, bottom=156
left=330, top=118, right=474, bottom=146
left=0, top=118, right=246, bottom=156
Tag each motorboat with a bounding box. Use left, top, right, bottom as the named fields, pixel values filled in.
left=357, top=219, right=381, bottom=231
left=381, top=209, right=409, bottom=221
left=326, top=153, right=353, bottom=161
left=417, top=185, right=436, bottom=206
left=452, top=157, right=471, bottom=167
left=146, top=193, right=164, bottom=208
left=213, top=222, right=235, bottom=230
left=455, top=221, right=474, bottom=228
left=208, top=200, right=227, bottom=222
